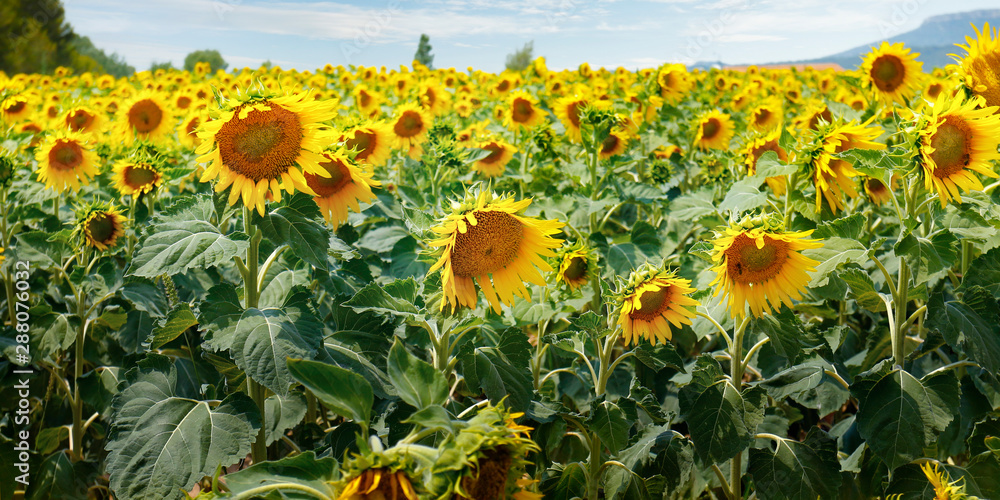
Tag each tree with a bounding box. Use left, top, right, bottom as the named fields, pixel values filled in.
left=184, top=49, right=228, bottom=72
left=0, top=0, right=99, bottom=74
left=505, top=41, right=534, bottom=72
left=73, top=36, right=134, bottom=77
left=149, top=61, right=175, bottom=72
left=413, top=34, right=434, bottom=69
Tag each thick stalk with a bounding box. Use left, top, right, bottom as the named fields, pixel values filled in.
left=70, top=292, right=87, bottom=462
left=242, top=206, right=268, bottom=463
left=587, top=430, right=602, bottom=500
left=730, top=316, right=751, bottom=499
left=892, top=259, right=910, bottom=367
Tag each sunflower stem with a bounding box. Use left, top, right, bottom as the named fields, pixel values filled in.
left=960, top=240, right=973, bottom=277
left=729, top=315, right=750, bottom=500
left=892, top=257, right=910, bottom=368
left=242, top=206, right=268, bottom=464
left=782, top=172, right=797, bottom=227
left=70, top=285, right=89, bottom=462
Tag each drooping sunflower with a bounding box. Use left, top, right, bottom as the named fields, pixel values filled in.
left=390, top=102, right=431, bottom=158
left=803, top=119, right=885, bottom=213
left=612, top=264, right=700, bottom=346
left=63, top=105, right=106, bottom=136
left=450, top=405, right=539, bottom=500
left=694, top=110, right=734, bottom=150
left=428, top=189, right=564, bottom=313
left=472, top=139, right=516, bottom=178
left=337, top=467, right=418, bottom=500
left=77, top=205, right=127, bottom=252
left=304, top=151, right=381, bottom=227
left=342, top=121, right=393, bottom=167
left=116, top=91, right=176, bottom=144
left=953, top=22, right=1000, bottom=110
left=709, top=215, right=822, bottom=318
left=34, top=130, right=99, bottom=192
left=916, top=95, right=1000, bottom=205
left=740, top=129, right=790, bottom=196
left=863, top=175, right=897, bottom=205
left=656, top=63, right=692, bottom=104
left=112, top=159, right=163, bottom=196
left=504, top=90, right=546, bottom=130
left=196, top=89, right=339, bottom=215
left=552, top=242, right=598, bottom=290
left=860, top=41, right=924, bottom=105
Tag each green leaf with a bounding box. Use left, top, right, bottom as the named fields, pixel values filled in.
left=814, top=213, right=866, bottom=240
left=669, top=188, right=715, bottom=220
left=264, top=393, right=307, bottom=445
left=629, top=380, right=670, bottom=424
left=387, top=339, right=449, bottom=410
left=13, top=231, right=71, bottom=268
left=542, top=462, right=588, bottom=500
left=747, top=427, right=842, bottom=500
left=199, top=283, right=244, bottom=352
left=838, top=267, right=885, bottom=312
left=287, top=358, right=373, bottom=426
left=401, top=204, right=435, bottom=234
left=751, top=307, right=809, bottom=363
left=758, top=357, right=849, bottom=416
left=357, top=225, right=410, bottom=254
left=718, top=182, right=767, bottom=215
left=961, top=248, right=1000, bottom=299
left=936, top=205, right=998, bottom=240
left=218, top=451, right=339, bottom=499
left=460, top=327, right=533, bottom=411
left=258, top=269, right=310, bottom=308
left=681, top=378, right=766, bottom=464
left=805, top=237, right=871, bottom=287
left=29, top=451, right=85, bottom=500
left=120, top=277, right=169, bottom=317
left=633, top=341, right=685, bottom=372
left=148, top=303, right=198, bottom=349
left=256, top=193, right=331, bottom=269
left=588, top=400, right=632, bottom=455
left=851, top=362, right=959, bottom=470
left=927, top=286, right=1000, bottom=375
left=753, top=150, right=799, bottom=178
left=36, top=426, right=69, bottom=456
left=128, top=220, right=248, bottom=278
left=343, top=278, right=421, bottom=321
left=402, top=405, right=456, bottom=434
left=387, top=236, right=430, bottom=279
left=895, top=229, right=958, bottom=284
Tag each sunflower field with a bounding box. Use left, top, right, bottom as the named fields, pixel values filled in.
left=2, top=23, right=1000, bottom=500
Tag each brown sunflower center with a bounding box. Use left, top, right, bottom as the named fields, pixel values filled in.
left=563, top=256, right=588, bottom=281
left=346, top=130, right=375, bottom=160
left=359, top=90, right=372, bottom=107
left=185, top=116, right=201, bottom=137
left=601, top=134, right=620, bottom=154
left=630, top=286, right=670, bottom=320
left=512, top=97, right=533, bottom=123
left=450, top=210, right=524, bottom=277
left=5, top=100, right=26, bottom=114
left=480, top=143, right=505, bottom=164
left=49, top=140, right=84, bottom=171
left=67, top=110, right=95, bottom=131
left=754, top=108, right=772, bottom=126
left=702, top=118, right=721, bottom=139
left=124, top=164, right=159, bottom=189
left=462, top=447, right=512, bottom=500
left=216, top=103, right=303, bottom=182
left=176, top=96, right=192, bottom=109
left=568, top=101, right=584, bottom=127
left=808, top=109, right=833, bottom=130
left=871, top=54, right=905, bottom=91
left=926, top=83, right=943, bottom=100
left=127, top=99, right=164, bottom=133
left=929, top=117, right=972, bottom=178
left=87, top=213, right=117, bottom=244
left=496, top=80, right=511, bottom=92
left=726, top=234, right=789, bottom=284
left=394, top=110, right=424, bottom=138
left=968, top=53, right=1000, bottom=107
left=305, top=156, right=352, bottom=197
left=47, top=106, right=59, bottom=118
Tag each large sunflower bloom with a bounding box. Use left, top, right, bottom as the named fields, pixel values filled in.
left=805, top=120, right=885, bottom=213
left=1, top=94, right=35, bottom=123
left=428, top=190, right=564, bottom=313
left=304, top=151, right=381, bottom=226
left=63, top=105, right=106, bottom=136
left=614, top=265, right=700, bottom=346
left=694, top=110, right=734, bottom=150
left=709, top=216, right=822, bottom=318
left=34, top=130, right=99, bottom=192
left=112, top=159, right=163, bottom=196
left=656, top=63, right=692, bottom=104
left=504, top=90, right=546, bottom=130
left=337, top=468, right=417, bottom=500
left=342, top=121, right=393, bottom=167
left=78, top=206, right=127, bottom=252
left=953, top=22, right=1000, bottom=110
left=116, top=91, right=176, bottom=144
left=472, top=139, right=516, bottom=178
left=917, top=95, right=1000, bottom=205
left=599, top=128, right=630, bottom=159
left=389, top=102, right=431, bottom=158
left=196, top=90, right=338, bottom=215
left=860, top=41, right=924, bottom=105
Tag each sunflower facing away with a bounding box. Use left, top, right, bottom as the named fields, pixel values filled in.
left=709, top=215, right=823, bottom=318
left=953, top=22, right=1000, bottom=110
left=552, top=242, right=598, bottom=290
left=917, top=95, right=1000, bottom=205
left=77, top=205, right=127, bottom=251
left=805, top=119, right=885, bottom=213
left=304, top=150, right=381, bottom=226
left=429, top=189, right=564, bottom=313
left=34, top=130, right=99, bottom=192
left=694, top=110, right=735, bottom=150
left=196, top=89, right=338, bottom=215
left=337, top=467, right=417, bottom=500
left=613, top=264, right=700, bottom=346
left=112, top=159, right=163, bottom=196
left=860, top=41, right=924, bottom=105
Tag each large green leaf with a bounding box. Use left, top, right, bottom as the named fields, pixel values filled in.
left=28, top=451, right=87, bottom=500
left=287, top=358, right=373, bottom=426
left=814, top=213, right=867, bottom=240
left=588, top=400, right=632, bottom=455
left=264, top=393, right=307, bottom=445
left=961, top=248, right=1000, bottom=298
left=255, top=193, right=330, bottom=269
left=927, top=286, right=1000, bottom=375
left=680, top=370, right=766, bottom=464
left=852, top=361, right=959, bottom=470
left=460, top=327, right=533, bottom=411
left=343, top=278, right=422, bottom=321
left=747, top=427, right=842, bottom=500
left=199, top=283, right=244, bottom=352
left=387, top=339, right=449, bottom=410
left=758, top=356, right=849, bottom=416
left=542, top=462, right=588, bottom=500
left=895, top=229, right=957, bottom=284
left=148, top=303, right=198, bottom=349
left=750, top=307, right=808, bottom=363
left=838, top=267, right=885, bottom=312
left=128, top=219, right=248, bottom=278
left=119, top=276, right=169, bottom=317
left=805, top=237, right=871, bottom=287
left=222, top=451, right=339, bottom=499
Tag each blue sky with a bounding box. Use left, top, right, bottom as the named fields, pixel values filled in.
left=63, top=0, right=999, bottom=73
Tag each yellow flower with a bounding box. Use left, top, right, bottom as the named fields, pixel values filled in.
left=553, top=243, right=598, bottom=290
left=599, top=128, right=630, bottom=159
left=694, top=110, right=734, bottom=150
left=34, top=130, right=99, bottom=192
left=740, top=129, right=790, bottom=196
left=657, top=63, right=692, bottom=104
left=804, top=120, right=885, bottom=213
left=554, top=95, right=589, bottom=143
left=920, top=462, right=968, bottom=500
left=614, top=265, right=700, bottom=346
left=112, top=159, right=163, bottom=196
left=472, top=138, right=516, bottom=178
left=917, top=95, right=1000, bottom=205
left=304, top=151, right=380, bottom=227
left=748, top=99, right=782, bottom=132
left=389, top=102, right=431, bottom=158
left=337, top=468, right=417, bottom=500
left=177, top=111, right=207, bottom=149
left=709, top=216, right=822, bottom=318
left=80, top=206, right=127, bottom=251
left=62, top=105, right=106, bottom=136
left=504, top=90, right=546, bottom=130
left=953, top=22, right=1000, bottom=111
left=115, top=91, right=176, bottom=144
left=860, top=41, right=924, bottom=105
left=418, top=81, right=452, bottom=116
left=342, top=121, right=393, bottom=168
left=428, top=190, right=564, bottom=313
left=1, top=94, right=35, bottom=123
left=196, top=90, right=338, bottom=216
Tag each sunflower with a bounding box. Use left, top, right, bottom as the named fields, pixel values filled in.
left=863, top=175, right=896, bottom=205
left=694, top=110, right=734, bottom=150
left=63, top=105, right=106, bottom=136
left=116, top=91, right=176, bottom=144
left=1, top=94, right=35, bottom=123
left=428, top=189, right=564, bottom=313
left=451, top=405, right=539, bottom=500
left=390, top=102, right=431, bottom=158
left=861, top=41, right=924, bottom=105
left=34, top=130, right=99, bottom=192
left=748, top=99, right=782, bottom=132
left=337, top=468, right=417, bottom=500
left=611, top=264, right=700, bottom=346
left=652, top=144, right=682, bottom=160
left=196, top=89, right=339, bottom=216
left=657, top=63, right=692, bottom=104
left=112, top=159, right=163, bottom=196
left=599, top=128, right=630, bottom=159
left=953, top=22, right=1000, bottom=110
left=342, top=121, right=393, bottom=167
left=552, top=242, right=598, bottom=290
left=554, top=95, right=589, bottom=143
left=709, top=215, right=822, bottom=318
left=804, top=119, right=885, bottom=213
left=0, top=150, right=15, bottom=189
left=304, top=151, right=381, bottom=226
left=917, top=95, right=1000, bottom=205
left=78, top=205, right=127, bottom=251
left=472, top=139, right=516, bottom=178
left=794, top=101, right=833, bottom=132
left=418, top=81, right=452, bottom=116
left=504, top=90, right=546, bottom=130
left=177, top=111, right=206, bottom=149
left=920, top=462, right=969, bottom=500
